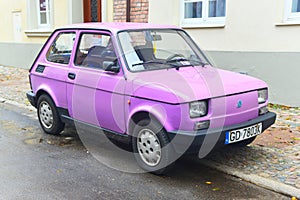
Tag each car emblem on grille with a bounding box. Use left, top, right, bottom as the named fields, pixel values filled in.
left=237, top=100, right=243, bottom=108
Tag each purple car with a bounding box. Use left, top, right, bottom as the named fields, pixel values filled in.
left=27, top=23, right=276, bottom=174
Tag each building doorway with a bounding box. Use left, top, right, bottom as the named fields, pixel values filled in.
left=83, top=0, right=101, bottom=22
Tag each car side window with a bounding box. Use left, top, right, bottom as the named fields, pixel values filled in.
left=46, top=32, right=76, bottom=65
left=75, top=33, right=117, bottom=70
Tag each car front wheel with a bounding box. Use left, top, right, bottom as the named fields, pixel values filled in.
left=132, top=119, right=174, bottom=175
left=37, top=94, right=65, bottom=135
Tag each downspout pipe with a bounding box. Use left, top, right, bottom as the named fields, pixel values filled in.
left=126, top=0, right=131, bottom=22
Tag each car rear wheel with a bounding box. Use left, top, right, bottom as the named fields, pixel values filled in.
left=37, top=94, right=65, bottom=135
left=132, top=119, right=174, bottom=175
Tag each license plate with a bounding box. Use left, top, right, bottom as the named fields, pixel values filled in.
left=225, top=123, right=262, bottom=144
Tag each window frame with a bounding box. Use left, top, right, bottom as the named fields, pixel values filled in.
left=74, top=31, right=118, bottom=71
left=117, top=29, right=212, bottom=73
left=285, top=0, right=300, bottom=22
left=37, top=0, right=51, bottom=28
left=181, top=0, right=226, bottom=27
left=46, top=31, right=76, bottom=65
left=25, top=0, right=53, bottom=37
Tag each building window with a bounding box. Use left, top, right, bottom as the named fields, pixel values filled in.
left=37, top=0, right=51, bottom=28
left=285, top=0, right=300, bottom=21
left=292, top=0, right=300, bottom=13
left=184, top=1, right=203, bottom=19
left=181, top=0, right=226, bottom=27
left=25, top=0, right=53, bottom=36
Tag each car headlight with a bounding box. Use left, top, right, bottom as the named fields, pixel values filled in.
left=189, top=101, right=207, bottom=118
left=258, top=89, right=268, bottom=104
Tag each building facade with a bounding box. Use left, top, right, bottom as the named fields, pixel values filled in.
left=0, top=0, right=299, bottom=106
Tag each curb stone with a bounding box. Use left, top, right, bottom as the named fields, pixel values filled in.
left=0, top=97, right=37, bottom=120
left=0, top=97, right=34, bottom=111
left=198, top=159, right=300, bottom=198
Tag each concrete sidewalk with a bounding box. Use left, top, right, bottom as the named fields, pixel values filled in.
left=1, top=65, right=299, bottom=198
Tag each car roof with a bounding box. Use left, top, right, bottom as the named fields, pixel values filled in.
left=61, top=22, right=180, bottom=34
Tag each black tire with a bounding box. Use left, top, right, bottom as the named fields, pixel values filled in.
left=231, top=136, right=257, bottom=147
left=37, top=94, right=65, bottom=135
left=132, top=119, right=174, bottom=175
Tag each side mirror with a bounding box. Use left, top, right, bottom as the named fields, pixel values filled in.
left=103, top=61, right=120, bottom=73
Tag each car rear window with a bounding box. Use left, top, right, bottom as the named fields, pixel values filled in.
left=46, top=32, right=76, bottom=65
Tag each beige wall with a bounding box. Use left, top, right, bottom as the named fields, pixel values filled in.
left=149, top=0, right=300, bottom=52
left=149, top=0, right=180, bottom=26
left=0, top=0, right=26, bottom=42
left=1, top=0, right=299, bottom=106
left=2, top=0, right=299, bottom=51
left=0, top=0, right=72, bottom=44
left=149, top=0, right=300, bottom=106
left=0, top=0, right=114, bottom=44
left=106, top=0, right=114, bottom=22
left=53, top=0, right=69, bottom=28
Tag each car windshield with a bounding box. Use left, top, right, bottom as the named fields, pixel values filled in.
left=117, top=29, right=210, bottom=72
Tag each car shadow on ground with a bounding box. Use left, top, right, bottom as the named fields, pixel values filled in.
left=41, top=125, right=271, bottom=176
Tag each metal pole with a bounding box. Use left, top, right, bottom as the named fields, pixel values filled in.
left=126, top=0, right=131, bottom=22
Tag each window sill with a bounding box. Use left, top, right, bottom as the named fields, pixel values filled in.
left=181, top=23, right=225, bottom=29
left=275, top=21, right=300, bottom=26
left=24, top=29, right=53, bottom=37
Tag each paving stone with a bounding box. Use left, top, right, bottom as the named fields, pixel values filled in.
left=285, top=178, right=296, bottom=185
left=279, top=177, right=286, bottom=183
left=259, top=172, right=270, bottom=178
left=295, top=181, right=300, bottom=189
left=276, top=167, right=284, bottom=171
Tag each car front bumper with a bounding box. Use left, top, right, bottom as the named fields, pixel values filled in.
left=168, top=112, right=276, bottom=154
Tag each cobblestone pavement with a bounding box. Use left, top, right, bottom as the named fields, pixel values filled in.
left=207, top=106, right=300, bottom=190
left=0, top=66, right=30, bottom=106
left=1, top=66, right=300, bottom=192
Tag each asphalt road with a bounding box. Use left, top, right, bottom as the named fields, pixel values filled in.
left=0, top=102, right=289, bottom=200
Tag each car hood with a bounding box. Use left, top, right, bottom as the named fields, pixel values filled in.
left=127, top=66, right=267, bottom=104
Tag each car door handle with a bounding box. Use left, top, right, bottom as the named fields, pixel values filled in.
left=68, top=73, right=76, bottom=80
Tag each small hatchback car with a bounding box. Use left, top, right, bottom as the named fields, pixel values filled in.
left=27, top=23, right=276, bottom=173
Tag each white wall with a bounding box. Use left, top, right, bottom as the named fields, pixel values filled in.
left=69, top=0, right=84, bottom=24
left=148, top=0, right=300, bottom=106
left=149, top=0, right=300, bottom=53
left=0, top=43, right=43, bottom=69
left=149, top=0, right=180, bottom=26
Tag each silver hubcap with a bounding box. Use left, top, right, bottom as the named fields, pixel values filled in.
left=137, top=129, right=161, bottom=167
left=39, top=101, right=53, bottom=129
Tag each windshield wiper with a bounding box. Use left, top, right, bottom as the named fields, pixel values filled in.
left=132, top=60, right=176, bottom=68
left=167, top=58, right=208, bottom=68
left=166, top=58, right=209, bottom=70
left=132, top=59, right=208, bottom=71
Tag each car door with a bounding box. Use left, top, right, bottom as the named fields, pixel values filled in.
left=31, top=31, right=76, bottom=109
left=66, top=30, right=126, bottom=134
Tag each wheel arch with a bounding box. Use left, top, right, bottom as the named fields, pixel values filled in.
left=127, top=107, right=173, bottom=136
left=35, top=87, right=59, bottom=108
